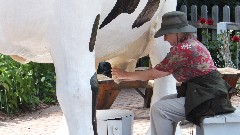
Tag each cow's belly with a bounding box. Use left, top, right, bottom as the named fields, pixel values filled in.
left=0, top=23, right=52, bottom=63
left=0, top=0, right=154, bottom=64
left=0, top=0, right=54, bottom=63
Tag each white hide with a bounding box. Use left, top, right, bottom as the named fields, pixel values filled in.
left=0, top=0, right=53, bottom=63
left=0, top=0, right=100, bottom=134
left=0, top=0, right=177, bottom=135
left=149, top=0, right=177, bottom=105
left=146, top=0, right=178, bottom=134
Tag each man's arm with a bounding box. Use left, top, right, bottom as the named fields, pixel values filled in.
left=111, top=68, right=171, bottom=81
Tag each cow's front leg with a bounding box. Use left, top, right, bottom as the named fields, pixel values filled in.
left=47, top=1, right=101, bottom=134
left=55, top=62, right=96, bottom=135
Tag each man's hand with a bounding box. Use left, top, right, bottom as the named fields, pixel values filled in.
left=111, top=68, right=128, bottom=80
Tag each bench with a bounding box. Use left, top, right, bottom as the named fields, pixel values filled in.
left=196, top=107, right=240, bottom=135
left=194, top=68, right=240, bottom=135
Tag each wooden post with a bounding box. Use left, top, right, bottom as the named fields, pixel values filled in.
left=217, top=22, right=228, bottom=34
left=212, top=5, right=219, bottom=41
left=201, top=5, right=208, bottom=19
left=191, top=5, right=197, bottom=23
left=143, top=87, right=153, bottom=108
left=180, top=5, right=187, bottom=14
left=235, top=6, right=240, bottom=23
left=223, top=5, right=230, bottom=22
left=201, top=5, right=208, bottom=43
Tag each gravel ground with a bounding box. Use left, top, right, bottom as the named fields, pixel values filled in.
left=0, top=89, right=239, bottom=135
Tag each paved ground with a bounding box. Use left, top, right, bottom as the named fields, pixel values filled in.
left=0, top=89, right=239, bottom=135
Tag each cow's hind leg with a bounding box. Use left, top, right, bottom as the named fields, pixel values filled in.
left=91, top=73, right=99, bottom=135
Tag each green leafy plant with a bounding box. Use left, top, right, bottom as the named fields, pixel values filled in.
left=202, top=31, right=225, bottom=67
left=202, top=30, right=240, bottom=68
left=220, top=31, right=240, bottom=68
left=31, top=63, right=56, bottom=104
left=0, top=54, right=56, bottom=115
left=202, top=30, right=240, bottom=96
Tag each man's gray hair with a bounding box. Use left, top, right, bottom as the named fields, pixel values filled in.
left=179, top=32, right=197, bottom=42
left=182, top=32, right=197, bottom=38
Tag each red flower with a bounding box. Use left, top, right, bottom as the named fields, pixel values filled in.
left=231, top=35, right=240, bottom=42
left=205, top=18, right=214, bottom=25
left=198, top=17, right=205, bottom=24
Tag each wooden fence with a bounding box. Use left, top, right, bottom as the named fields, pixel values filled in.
left=178, top=5, right=240, bottom=41
left=179, top=4, right=240, bottom=26
left=138, top=5, right=240, bottom=68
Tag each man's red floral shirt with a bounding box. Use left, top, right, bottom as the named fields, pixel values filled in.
left=155, top=36, right=217, bottom=82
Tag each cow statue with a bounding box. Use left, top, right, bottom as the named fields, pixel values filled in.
left=0, top=0, right=177, bottom=134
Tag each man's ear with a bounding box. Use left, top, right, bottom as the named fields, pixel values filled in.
left=176, top=33, right=179, bottom=44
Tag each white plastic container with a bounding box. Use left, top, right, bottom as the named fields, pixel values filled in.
left=97, top=109, right=134, bottom=135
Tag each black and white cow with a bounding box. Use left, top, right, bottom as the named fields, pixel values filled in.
left=0, top=0, right=176, bottom=134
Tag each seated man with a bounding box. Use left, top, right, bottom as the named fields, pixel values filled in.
left=111, top=11, right=235, bottom=135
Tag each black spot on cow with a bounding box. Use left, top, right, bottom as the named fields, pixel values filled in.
left=97, top=62, right=112, bottom=78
